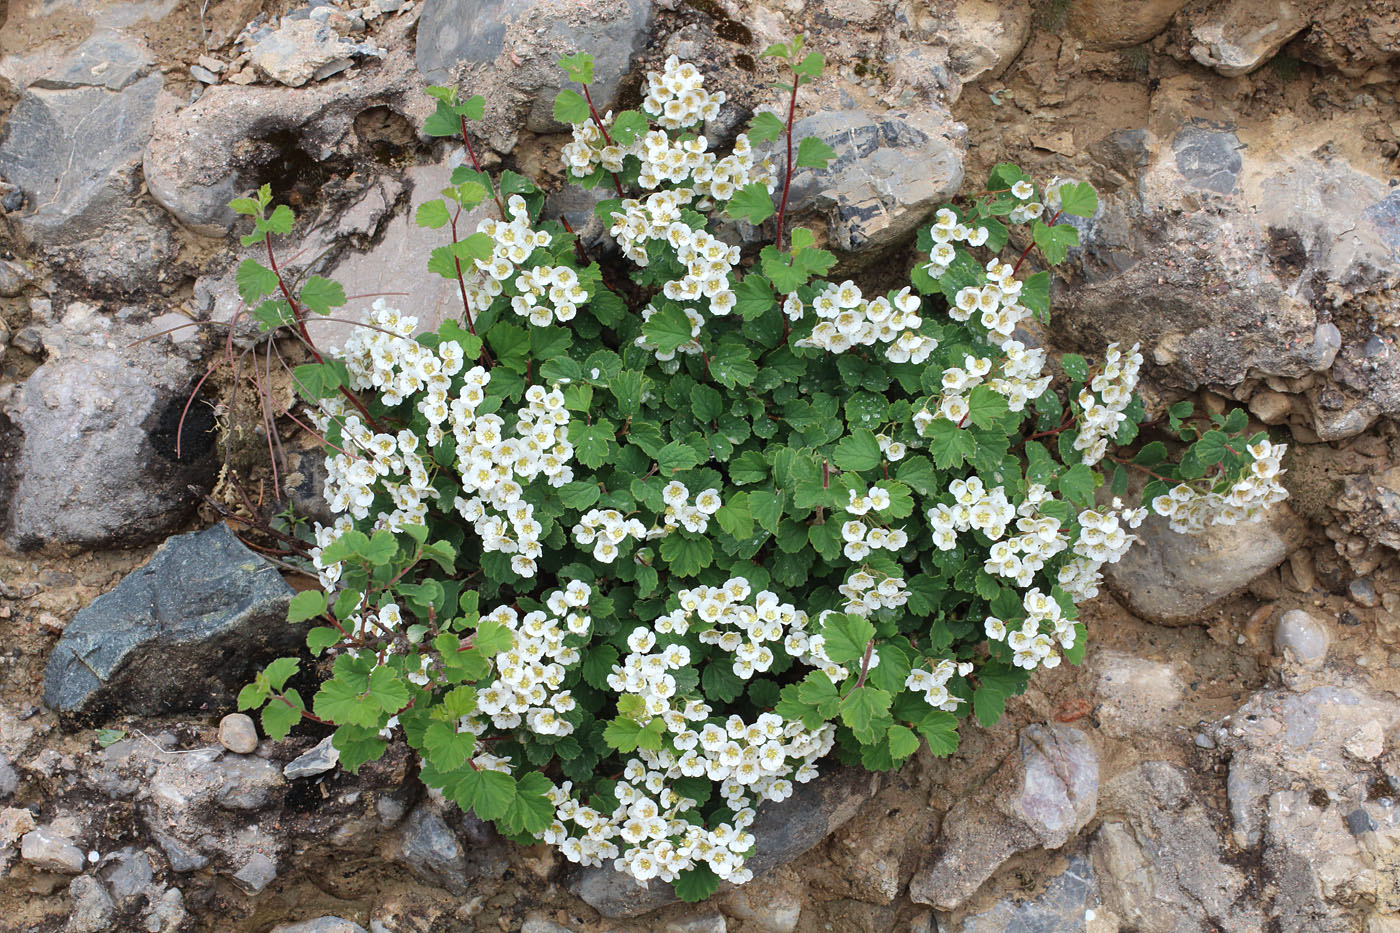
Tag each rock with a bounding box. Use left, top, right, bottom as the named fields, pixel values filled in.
left=662, top=912, right=728, bottom=933
left=42, top=523, right=298, bottom=718
left=1219, top=682, right=1400, bottom=850
left=271, top=918, right=369, bottom=933
left=190, top=65, right=219, bottom=84
left=32, top=32, right=154, bottom=91
left=414, top=0, right=653, bottom=133
left=0, top=73, right=162, bottom=248
left=519, top=918, right=573, bottom=933
left=2, top=339, right=218, bottom=551
left=218, top=714, right=260, bottom=755
left=1344, top=721, right=1385, bottom=762
left=392, top=803, right=470, bottom=894
left=232, top=851, right=278, bottom=894
left=1349, top=578, right=1379, bottom=608
left=0, top=753, right=18, bottom=799
left=938, top=855, right=1096, bottom=933
left=1092, top=761, right=1263, bottom=931
left=285, top=735, right=340, bottom=779
left=910, top=724, right=1098, bottom=911
left=724, top=883, right=802, bottom=932
left=146, top=888, right=187, bottom=933
left=936, top=0, right=1033, bottom=84
left=0, top=807, right=37, bottom=849
left=1334, top=468, right=1400, bottom=554
left=1185, top=0, right=1310, bottom=76
left=1274, top=609, right=1330, bottom=668
left=1103, top=504, right=1305, bottom=625
left=1090, top=650, right=1187, bottom=738
left=152, top=832, right=208, bottom=873
left=1249, top=389, right=1293, bottom=425
left=1292, top=2, right=1400, bottom=77
left=64, top=875, right=116, bottom=933
left=143, top=15, right=426, bottom=237
left=0, top=258, right=31, bottom=297
left=20, top=827, right=86, bottom=873
left=1068, top=0, right=1191, bottom=49
left=98, top=847, right=153, bottom=901
left=251, top=18, right=384, bottom=88
left=762, top=107, right=965, bottom=252
left=572, top=766, right=878, bottom=918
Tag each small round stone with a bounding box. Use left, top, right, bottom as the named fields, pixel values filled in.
left=1349, top=578, right=1379, bottom=609
left=218, top=713, right=259, bottom=754
left=1274, top=609, right=1329, bottom=669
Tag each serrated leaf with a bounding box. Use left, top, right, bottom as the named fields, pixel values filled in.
left=558, top=51, right=595, bottom=84
left=796, top=135, right=836, bottom=168
left=236, top=260, right=279, bottom=304
left=416, top=199, right=451, bottom=229
left=916, top=710, right=960, bottom=756
left=1057, top=180, right=1099, bottom=218
left=553, top=88, right=590, bottom=125
left=725, top=182, right=775, bottom=225
left=659, top=533, right=713, bottom=577
left=642, top=304, right=695, bottom=354
left=610, top=109, right=648, bottom=145
left=266, top=204, right=294, bottom=234
left=748, top=110, right=786, bottom=143
left=674, top=864, right=722, bottom=903
left=834, top=429, right=882, bottom=472
left=819, top=613, right=875, bottom=666
left=840, top=685, right=892, bottom=744
left=925, top=418, right=976, bottom=469
left=261, top=693, right=301, bottom=741
left=299, top=275, right=345, bottom=316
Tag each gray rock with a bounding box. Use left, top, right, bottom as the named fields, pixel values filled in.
left=1186, top=0, right=1309, bottom=76
left=42, top=523, right=297, bottom=717
left=64, top=875, right=116, bottom=933
left=393, top=803, right=469, bottom=893
left=271, top=918, right=369, bottom=933
left=232, top=851, right=278, bottom=894
left=662, top=912, right=728, bottom=933
left=1274, top=609, right=1329, bottom=668
left=190, top=65, right=219, bottom=84
left=724, top=886, right=802, bottom=932
left=910, top=724, right=1098, bottom=911
left=762, top=107, right=966, bottom=252
left=519, top=918, right=573, bottom=933
left=3, top=340, right=218, bottom=552
left=415, top=0, right=652, bottom=133
left=218, top=713, right=260, bottom=754
left=571, top=766, right=879, bottom=918
left=1093, top=761, right=1263, bottom=932
left=98, top=847, right=154, bottom=901
left=33, top=32, right=154, bottom=91
left=20, top=827, right=86, bottom=873
left=1103, top=504, right=1304, bottom=625
left=251, top=18, right=383, bottom=88
left=939, top=855, right=1096, bottom=933
left=145, top=887, right=187, bottom=933
left=152, top=832, right=209, bottom=873
left=284, top=735, right=340, bottom=779
left=0, top=259, right=31, bottom=297
left=1171, top=124, right=1241, bottom=195
left=215, top=755, right=287, bottom=810
left=1091, top=650, right=1187, bottom=738
left=1349, top=578, right=1378, bottom=608
left=0, top=753, right=18, bottom=799
left=0, top=74, right=162, bottom=247
left=143, top=15, right=426, bottom=237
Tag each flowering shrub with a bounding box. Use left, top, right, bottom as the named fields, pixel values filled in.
left=233, top=41, right=1287, bottom=901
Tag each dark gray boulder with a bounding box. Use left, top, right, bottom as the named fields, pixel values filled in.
left=42, top=523, right=298, bottom=719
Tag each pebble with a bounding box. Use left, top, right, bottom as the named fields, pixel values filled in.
left=1194, top=733, right=1216, bottom=749
left=1345, top=721, right=1385, bottom=761
left=1274, top=609, right=1329, bottom=668
left=1349, top=578, right=1379, bottom=608
left=218, top=713, right=259, bottom=754
left=284, top=735, right=339, bottom=779
left=190, top=65, right=219, bottom=84
left=20, top=827, right=86, bottom=873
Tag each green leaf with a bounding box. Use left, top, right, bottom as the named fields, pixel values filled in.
left=558, top=481, right=602, bottom=509
left=968, top=385, right=1011, bottom=430
left=796, top=135, right=836, bottom=168
left=504, top=772, right=556, bottom=834
left=455, top=94, right=486, bottom=121
left=604, top=716, right=648, bottom=753
left=642, top=304, right=695, bottom=354
left=659, top=534, right=713, bottom=577
left=1060, top=353, right=1089, bottom=383
left=610, top=109, right=649, bottom=145
left=287, top=590, right=327, bottom=624
left=473, top=617, right=516, bottom=657
left=734, top=274, right=776, bottom=320
left=793, top=51, right=825, bottom=79
left=834, top=428, right=882, bottom=472
left=581, top=645, right=618, bottom=689
left=423, top=721, right=477, bottom=770
left=1057, top=462, right=1095, bottom=506
left=261, top=691, right=302, bottom=740
left=715, top=493, right=753, bottom=540
left=266, top=204, right=294, bottom=234
left=608, top=370, right=645, bottom=415
left=424, top=100, right=461, bottom=137
left=415, top=199, right=451, bottom=229
left=674, top=864, right=722, bottom=903
left=925, top=418, right=976, bottom=469
left=1057, top=180, right=1099, bottom=218
left=748, top=110, right=786, bottom=143
left=895, top=456, right=939, bottom=495
left=840, top=686, right=892, bottom=744
left=916, top=710, right=960, bottom=757
left=1032, top=220, right=1079, bottom=266
left=237, top=681, right=268, bottom=711
left=553, top=88, right=590, bottom=125
left=888, top=723, right=920, bottom=761
left=292, top=361, right=345, bottom=400
left=1021, top=270, right=1050, bottom=318
left=95, top=728, right=127, bottom=748
left=749, top=489, right=784, bottom=535
left=263, top=657, right=301, bottom=691
left=656, top=439, right=702, bottom=473
left=558, top=51, right=595, bottom=84
left=458, top=767, right=516, bottom=821
left=570, top=420, right=616, bottom=469
left=299, top=275, right=346, bottom=316
left=819, top=613, right=875, bottom=666
left=314, top=677, right=380, bottom=728
left=236, top=260, right=279, bottom=304
left=726, top=182, right=775, bottom=225
left=366, top=666, right=409, bottom=715
left=690, top=384, right=724, bottom=422
left=332, top=725, right=387, bottom=773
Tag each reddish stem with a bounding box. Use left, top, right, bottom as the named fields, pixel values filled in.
left=460, top=114, right=506, bottom=219
left=1012, top=208, right=1063, bottom=275
left=773, top=77, right=800, bottom=249
left=581, top=84, right=625, bottom=197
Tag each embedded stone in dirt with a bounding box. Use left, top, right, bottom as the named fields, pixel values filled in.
left=42, top=523, right=298, bottom=718
left=271, top=918, right=369, bottom=933
left=218, top=713, right=260, bottom=754
left=909, top=723, right=1098, bottom=911
left=1274, top=609, right=1330, bottom=668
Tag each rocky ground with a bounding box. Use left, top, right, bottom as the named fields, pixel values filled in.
left=0, top=0, right=1398, bottom=930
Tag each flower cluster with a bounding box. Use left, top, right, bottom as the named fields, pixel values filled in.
left=458, top=195, right=556, bottom=318
left=905, top=658, right=972, bottom=711
left=927, top=477, right=1018, bottom=551
left=985, top=587, right=1076, bottom=670
left=1072, top=342, right=1143, bottom=465
left=1150, top=439, right=1289, bottom=533
left=573, top=508, right=648, bottom=563
left=792, top=281, right=937, bottom=365
left=655, top=481, right=722, bottom=536
left=511, top=264, right=587, bottom=325
left=837, top=570, right=909, bottom=618
left=841, top=486, right=908, bottom=561
left=1055, top=500, right=1148, bottom=601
